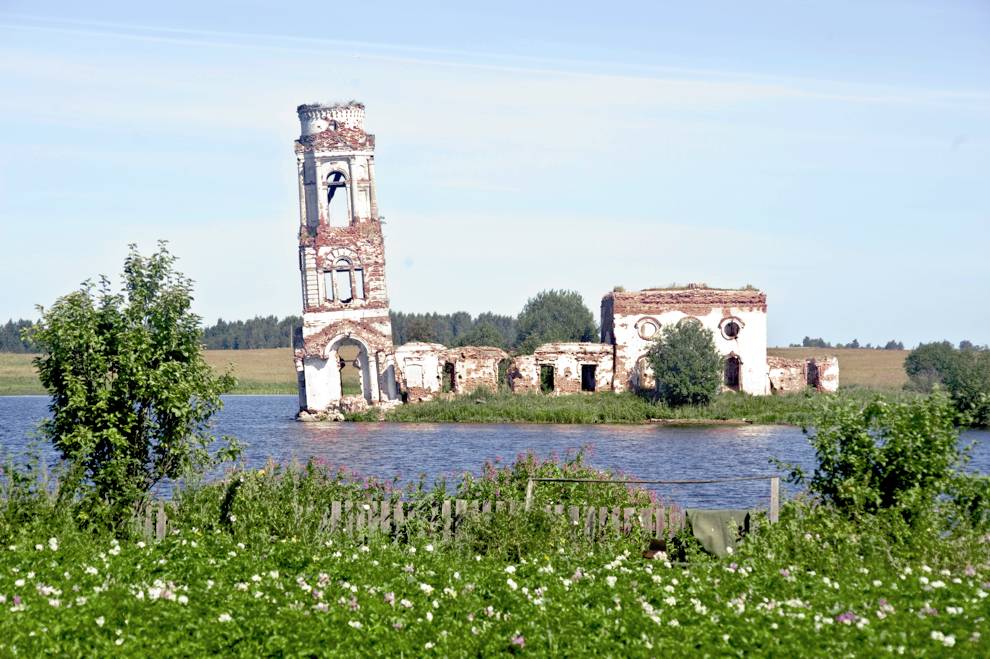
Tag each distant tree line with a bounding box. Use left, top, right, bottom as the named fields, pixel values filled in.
left=794, top=336, right=907, bottom=350
left=3, top=289, right=599, bottom=355
left=904, top=341, right=990, bottom=426
left=201, top=315, right=301, bottom=349
left=0, top=319, right=36, bottom=352
left=391, top=289, right=597, bottom=353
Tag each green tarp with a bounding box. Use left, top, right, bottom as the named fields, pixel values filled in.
left=684, top=509, right=753, bottom=558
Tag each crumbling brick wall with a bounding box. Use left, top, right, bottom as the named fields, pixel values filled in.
left=443, top=347, right=509, bottom=394
left=767, top=355, right=840, bottom=393
left=508, top=343, right=614, bottom=394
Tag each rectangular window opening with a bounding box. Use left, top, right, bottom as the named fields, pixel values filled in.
left=335, top=269, right=353, bottom=302
left=442, top=362, right=455, bottom=393
left=539, top=365, right=555, bottom=394
left=581, top=364, right=597, bottom=392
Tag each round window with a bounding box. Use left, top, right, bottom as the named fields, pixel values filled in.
left=638, top=319, right=659, bottom=340
left=722, top=320, right=741, bottom=339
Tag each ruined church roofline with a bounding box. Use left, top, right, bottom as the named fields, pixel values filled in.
left=603, top=284, right=767, bottom=314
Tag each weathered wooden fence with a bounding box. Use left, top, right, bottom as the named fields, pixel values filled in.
left=135, top=473, right=780, bottom=542
left=135, top=498, right=696, bottom=542
left=525, top=475, right=780, bottom=522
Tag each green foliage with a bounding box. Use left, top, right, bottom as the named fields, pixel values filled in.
left=350, top=388, right=921, bottom=425
left=904, top=342, right=990, bottom=425
left=172, top=459, right=400, bottom=547
left=0, top=319, right=36, bottom=352
left=2, top=504, right=989, bottom=655
left=390, top=311, right=516, bottom=348
left=784, top=393, right=987, bottom=534
left=456, top=448, right=655, bottom=508
left=942, top=350, right=990, bottom=426
left=904, top=341, right=958, bottom=392
left=514, top=289, right=597, bottom=354
left=201, top=315, right=300, bottom=349
left=647, top=322, right=724, bottom=406
left=453, top=321, right=507, bottom=349
left=26, top=243, right=239, bottom=527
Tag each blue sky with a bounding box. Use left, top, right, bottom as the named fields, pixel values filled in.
left=1, top=1, right=988, bottom=346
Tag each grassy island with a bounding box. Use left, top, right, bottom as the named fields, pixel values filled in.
left=350, top=389, right=923, bottom=426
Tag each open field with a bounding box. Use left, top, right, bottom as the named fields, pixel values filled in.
left=4, top=347, right=908, bottom=396
left=768, top=347, right=908, bottom=390
left=0, top=349, right=360, bottom=396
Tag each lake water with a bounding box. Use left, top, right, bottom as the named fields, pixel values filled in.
left=2, top=395, right=988, bottom=509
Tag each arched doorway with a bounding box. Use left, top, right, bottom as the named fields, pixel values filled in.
left=327, top=336, right=373, bottom=403
left=724, top=355, right=741, bottom=391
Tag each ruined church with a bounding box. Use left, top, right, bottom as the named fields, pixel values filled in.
left=291, top=102, right=837, bottom=418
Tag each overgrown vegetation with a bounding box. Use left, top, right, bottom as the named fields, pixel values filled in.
left=904, top=341, right=990, bottom=426
left=647, top=321, right=724, bottom=406
left=1, top=395, right=988, bottom=654
left=348, top=387, right=923, bottom=426
left=25, top=243, right=239, bottom=528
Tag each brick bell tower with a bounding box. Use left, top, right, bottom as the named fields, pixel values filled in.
left=292, top=102, right=398, bottom=415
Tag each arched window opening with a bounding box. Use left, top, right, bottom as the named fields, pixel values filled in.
left=324, top=256, right=365, bottom=304
left=725, top=355, right=741, bottom=390
left=327, top=171, right=350, bottom=227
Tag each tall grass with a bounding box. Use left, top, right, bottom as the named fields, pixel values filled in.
left=351, top=388, right=924, bottom=425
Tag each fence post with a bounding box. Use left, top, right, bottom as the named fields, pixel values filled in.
left=524, top=479, right=535, bottom=511
left=769, top=476, right=780, bottom=523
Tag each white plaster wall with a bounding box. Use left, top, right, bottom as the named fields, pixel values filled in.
left=303, top=357, right=335, bottom=410
left=613, top=308, right=769, bottom=395
left=395, top=343, right=446, bottom=393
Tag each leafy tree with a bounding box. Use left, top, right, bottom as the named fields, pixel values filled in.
left=802, top=336, right=831, bottom=349
left=27, top=243, right=239, bottom=527
left=646, top=322, right=724, bottom=406
left=785, top=394, right=974, bottom=520
left=454, top=321, right=508, bottom=349
left=941, top=350, right=990, bottom=426
left=904, top=341, right=958, bottom=393
left=514, top=290, right=597, bottom=354
left=883, top=340, right=904, bottom=350
left=404, top=317, right=438, bottom=343
left=474, top=312, right=517, bottom=349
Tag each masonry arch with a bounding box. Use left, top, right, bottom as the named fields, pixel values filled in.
left=326, top=170, right=351, bottom=227
left=324, top=334, right=374, bottom=402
